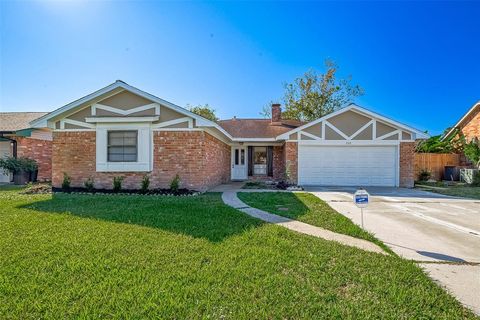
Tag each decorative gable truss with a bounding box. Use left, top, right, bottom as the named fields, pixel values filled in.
left=56, top=97, right=194, bottom=130
left=278, top=104, right=428, bottom=143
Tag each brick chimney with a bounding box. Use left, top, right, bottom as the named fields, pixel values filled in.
left=271, top=103, right=281, bottom=123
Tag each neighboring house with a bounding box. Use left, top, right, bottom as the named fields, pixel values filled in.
left=443, top=100, right=480, bottom=142
left=0, top=112, right=53, bottom=183
left=30, top=80, right=428, bottom=191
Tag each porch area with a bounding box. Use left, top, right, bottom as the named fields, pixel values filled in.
left=230, top=144, right=285, bottom=182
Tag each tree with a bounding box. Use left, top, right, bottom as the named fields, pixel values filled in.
left=464, top=138, right=480, bottom=168
left=188, top=104, right=218, bottom=122
left=259, top=100, right=279, bottom=118
left=281, top=60, right=364, bottom=122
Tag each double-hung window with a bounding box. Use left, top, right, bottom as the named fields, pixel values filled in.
left=107, top=131, right=138, bottom=162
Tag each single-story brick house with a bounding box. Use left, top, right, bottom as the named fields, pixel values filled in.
left=443, top=100, right=480, bottom=142
left=0, top=112, right=53, bottom=183
left=30, top=80, right=428, bottom=191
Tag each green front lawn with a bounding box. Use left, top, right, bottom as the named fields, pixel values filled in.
left=238, top=192, right=389, bottom=252
left=0, top=189, right=476, bottom=318
left=415, top=182, right=480, bottom=200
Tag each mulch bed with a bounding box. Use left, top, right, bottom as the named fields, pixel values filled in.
left=49, top=187, right=200, bottom=196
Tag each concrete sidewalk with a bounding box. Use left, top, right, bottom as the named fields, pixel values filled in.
left=221, top=191, right=386, bottom=255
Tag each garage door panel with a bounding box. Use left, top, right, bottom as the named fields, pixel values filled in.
left=298, top=145, right=397, bottom=187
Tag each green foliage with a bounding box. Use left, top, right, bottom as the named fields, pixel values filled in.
left=62, top=173, right=71, bottom=190
left=170, top=174, right=180, bottom=192
left=113, top=176, right=124, bottom=192
left=238, top=192, right=390, bottom=253
left=415, top=134, right=458, bottom=153
left=188, top=104, right=218, bottom=122
left=140, top=175, right=150, bottom=193
left=0, top=157, right=38, bottom=174
left=281, top=60, right=364, bottom=122
left=84, top=177, right=94, bottom=192
left=417, top=169, right=432, bottom=181
left=464, top=138, right=480, bottom=168
left=0, top=191, right=475, bottom=318
left=471, top=171, right=480, bottom=187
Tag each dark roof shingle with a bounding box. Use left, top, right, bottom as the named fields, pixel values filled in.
left=0, top=112, right=48, bottom=132
left=218, top=118, right=303, bottom=139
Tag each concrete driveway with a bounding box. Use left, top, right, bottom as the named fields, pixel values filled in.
left=306, top=186, right=480, bottom=314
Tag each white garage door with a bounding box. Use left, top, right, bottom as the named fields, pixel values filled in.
left=298, top=145, right=398, bottom=187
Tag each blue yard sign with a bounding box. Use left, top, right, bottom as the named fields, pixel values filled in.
left=353, top=189, right=370, bottom=228
left=354, top=189, right=369, bottom=208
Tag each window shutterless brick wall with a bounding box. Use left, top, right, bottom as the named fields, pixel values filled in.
left=399, top=142, right=415, bottom=188
left=15, top=137, right=52, bottom=182
left=272, top=145, right=285, bottom=180
left=52, top=131, right=230, bottom=191
left=284, top=142, right=298, bottom=184
left=460, top=108, right=480, bottom=142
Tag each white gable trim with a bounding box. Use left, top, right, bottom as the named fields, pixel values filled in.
left=85, top=116, right=159, bottom=123
left=30, top=80, right=235, bottom=140
left=277, top=104, right=429, bottom=140
left=299, top=131, right=321, bottom=140
left=151, top=117, right=192, bottom=128
left=92, top=103, right=160, bottom=116
left=324, top=121, right=349, bottom=140
left=350, top=119, right=374, bottom=140
left=60, top=119, right=96, bottom=129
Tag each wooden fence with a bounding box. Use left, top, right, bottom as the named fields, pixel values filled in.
left=414, top=153, right=461, bottom=181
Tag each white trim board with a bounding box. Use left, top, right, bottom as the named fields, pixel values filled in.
left=277, top=104, right=429, bottom=140
left=151, top=117, right=192, bottom=128
left=85, top=116, right=159, bottom=123
left=92, top=103, right=160, bottom=116
left=30, top=80, right=235, bottom=140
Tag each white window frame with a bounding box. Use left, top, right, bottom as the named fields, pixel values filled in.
left=96, top=123, right=152, bottom=172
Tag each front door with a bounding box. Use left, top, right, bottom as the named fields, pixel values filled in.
left=231, top=146, right=247, bottom=180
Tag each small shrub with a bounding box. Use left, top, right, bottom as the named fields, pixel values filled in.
left=170, top=174, right=180, bottom=193
left=84, top=177, right=94, bottom=192
left=471, top=171, right=480, bottom=187
left=141, top=175, right=150, bottom=193
left=0, top=157, right=38, bottom=174
left=417, top=169, right=431, bottom=182
left=62, top=172, right=71, bottom=190
left=113, top=176, right=124, bottom=192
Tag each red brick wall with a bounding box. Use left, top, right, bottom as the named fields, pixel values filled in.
left=459, top=106, right=480, bottom=142
left=400, top=142, right=415, bottom=188
left=284, top=142, right=298, bottom=184
left=273, top=145, right=285, bottom=180
left=52, top=131, right=230, bottom=191
left=203, top=133, right=231, bottom=187
left=15, top=137, right=52, bottom=182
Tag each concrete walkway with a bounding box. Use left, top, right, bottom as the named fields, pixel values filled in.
left=222, top=191, right=386, bottom=255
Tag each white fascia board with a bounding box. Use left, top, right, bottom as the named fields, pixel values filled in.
left=28, top=80, right=235, bottom=140
left=276, top=104, right=429, bottom=140
left=85, top=116, right=159, bottom=123
left=298, top=140, right=400, bottom=146
left=231, top=138, right=277, bottom=142
left=30, top=82, right=124, bottom=128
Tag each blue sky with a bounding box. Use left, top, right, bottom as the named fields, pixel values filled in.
left=1, top=1, right=479, bottom=135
